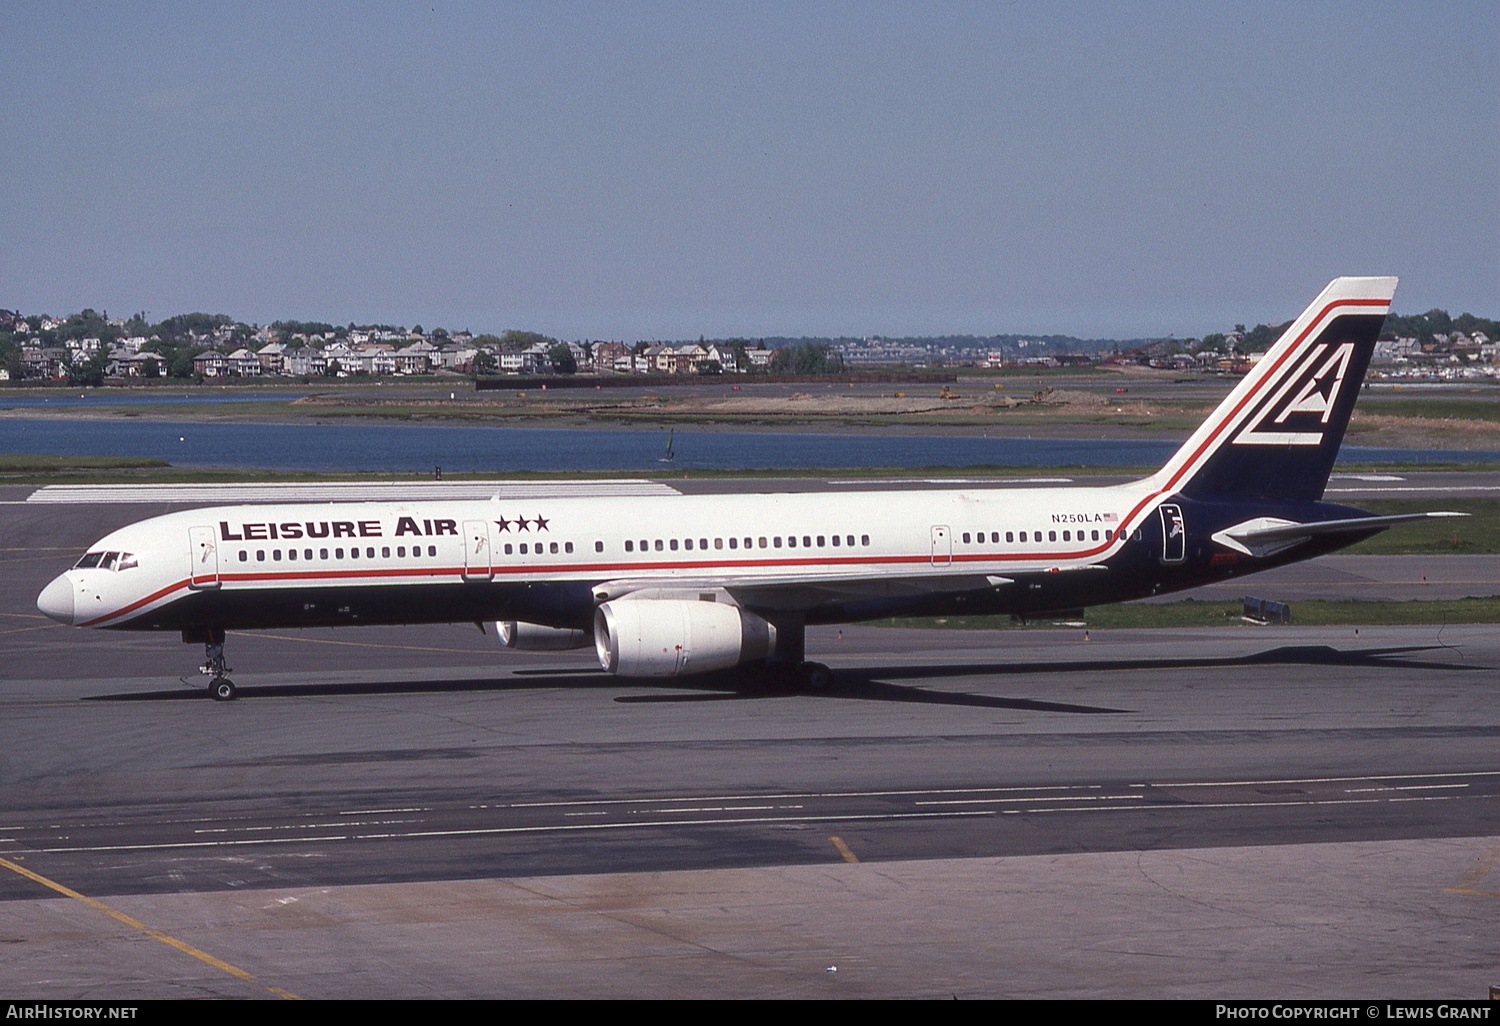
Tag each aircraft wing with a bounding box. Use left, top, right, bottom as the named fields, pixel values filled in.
left=591, top=562, right=1112, bottom=608
left=592, top=570, right=1019, bottom=606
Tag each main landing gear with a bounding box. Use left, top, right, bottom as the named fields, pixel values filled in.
left=185, top=627, right=237, bottom=701
left=762, top=614, right=834, bottom=691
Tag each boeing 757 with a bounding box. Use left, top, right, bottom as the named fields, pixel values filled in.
left=37, top=278, right=1462, bottom=699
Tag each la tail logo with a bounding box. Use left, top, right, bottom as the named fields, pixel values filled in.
left=1234, top=342, right=1355, bottom=447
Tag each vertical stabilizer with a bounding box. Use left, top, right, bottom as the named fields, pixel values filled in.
left=1146, top=277, right=1396, bottom=502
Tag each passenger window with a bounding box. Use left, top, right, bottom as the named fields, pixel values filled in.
left=787, top=536, right=796, bottom=548
left=321, top=548, right=329, bottom=559
left=1062, top=531, right=1070, bottom=542
left=817, top=536, right=825, bottom=547
left=1048, top=531, right=1057, bottom=542
left=257, top=550, right=267, bottom=561
left=428, top=545, right=436, bottom=556
left=239, top=551, right=248, bottom=562
left=550, top=542, right=559, bottom=554
left=804, top=536, right=812, bottom=547
left=863, top=535, right=871, bottom=546
left=504, top=544, right=513, bottom=555
left=699, top=538, right=708, bottom=549
left=669, top=539, right=679, bottom=551
left=962, top=533, right=970, bottom=544
left=625, top=540, right=633, bottom=552
left=382, top=547, right=390, bottom=558
left=655, top=540, right=663, bottom=551
left=728, top=538, right=738, bottom=549
left=773, top=537, right=782, bottom=548
left=715, top=538, right=723, bottom=550
left=831, top=535, right=840, bottom=547
left=566, top=542, right=574, bottom=554
left=335, top=548, right=345, bottom=559
left=288, top=549, right=297, bottom=561
left=758, top=537, right=767, bottom=549
left=397, top=546, right=406, bottom=557
left=684, top=538, right=693, bottom=550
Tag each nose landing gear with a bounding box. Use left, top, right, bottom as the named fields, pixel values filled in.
left=185, top=627, right=237, bottom=701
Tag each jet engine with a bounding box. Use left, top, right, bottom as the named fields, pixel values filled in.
left=593, top=599, right=777, bottom=677
left=495, top=620, right=591, bottom=651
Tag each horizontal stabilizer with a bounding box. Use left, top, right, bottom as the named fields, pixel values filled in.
left=1213, top=512, right=1467, bottom=557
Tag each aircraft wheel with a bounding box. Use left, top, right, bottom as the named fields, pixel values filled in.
left=796, top=662, right=833, bottom=690
left=211, top=679, right=238, bottom=702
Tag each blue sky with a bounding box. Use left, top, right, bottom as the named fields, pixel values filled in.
left=4, top=1, right=1495, bottom=339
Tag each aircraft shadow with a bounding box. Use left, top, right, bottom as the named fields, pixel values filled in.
left=79, top=643, right=1483, bottom=713
left=843, top=643, right=1488, bottom=683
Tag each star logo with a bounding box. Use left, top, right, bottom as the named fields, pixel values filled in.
left=495, top=517, right=511, bottom=532
left=534, top=514, right=550, bottom=531
left=516, top=517, right=530, bottom=532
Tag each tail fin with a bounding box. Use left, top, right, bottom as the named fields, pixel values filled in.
left=1147, top=277, right=1396, bottom=502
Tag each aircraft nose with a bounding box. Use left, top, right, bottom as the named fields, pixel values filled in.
left=37, top=575, right=76, bottom=625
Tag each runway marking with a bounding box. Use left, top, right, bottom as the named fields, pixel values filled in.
left=1444, top=844, right=1500, bottom=898
left=0, top=856, right=300, bottom=1000
left=1325, top=485, right=1500, bottom=493
left=829, top=836, right=859, bottom=863
left=1148, top=770, right=1500, bottom=788
left=506, top=784, right=1096, bottom=809
left=0, top=624, right=62, bottom=636
left=916, top=794, right=1143, bottom=806
left=35, top=812, right=994, bottom=853
left=229, top=631, right=485, bottom=655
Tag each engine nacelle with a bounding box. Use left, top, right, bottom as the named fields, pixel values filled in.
left=593, top=599, right=777, bottom=677
left=495, top=620, right=590, bottom=651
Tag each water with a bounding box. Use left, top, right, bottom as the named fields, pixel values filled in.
left=0, top=390, right=310, bottom=410
left=1, top=417, right=1494, bottom=473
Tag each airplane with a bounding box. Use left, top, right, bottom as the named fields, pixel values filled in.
left=37, top=277, right=1464, bottom=700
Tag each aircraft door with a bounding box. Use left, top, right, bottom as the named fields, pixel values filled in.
left=462, top=519, right=494, bottom=581
left=188, top=526, right=221, bottom=590
left=930, top=525, right=952, bottom=566
left=1158, top=503, right=1186, bottom=564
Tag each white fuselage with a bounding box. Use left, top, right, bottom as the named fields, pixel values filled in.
left=42, top=481, right=1157, bottom=632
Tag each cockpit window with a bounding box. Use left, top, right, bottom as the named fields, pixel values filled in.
left=72, top=551, right=136, bottom=570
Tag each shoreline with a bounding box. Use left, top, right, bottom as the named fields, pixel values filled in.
left=4, top=405, right=1500, bottom=451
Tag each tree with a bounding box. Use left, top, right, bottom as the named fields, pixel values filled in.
left=500, top=330, right=556, bottom=351
left=66, top=349, right=109, bottom=387
left=770, top=342, right=843, bottom=375
left=547, top=343, right=577, bottom=374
